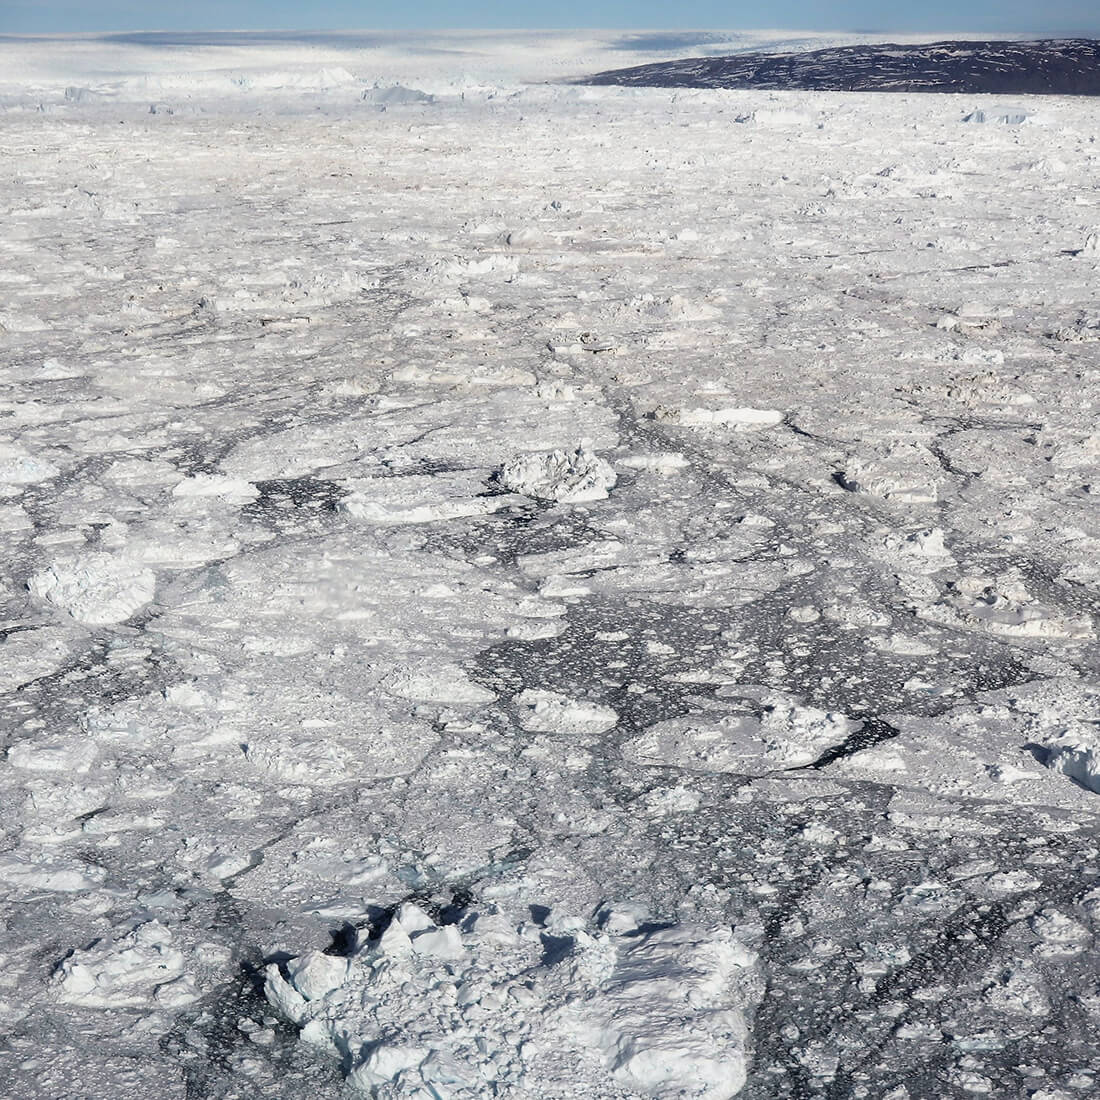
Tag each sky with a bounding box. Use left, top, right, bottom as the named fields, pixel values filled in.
left=1, top=0, right=1097, bottom=35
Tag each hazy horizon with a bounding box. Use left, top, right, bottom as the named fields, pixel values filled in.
left=2, top=1, right=1097, bottom=36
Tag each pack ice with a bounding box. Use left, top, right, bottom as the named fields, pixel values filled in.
left=4, top=25, right=1100, bottom=1100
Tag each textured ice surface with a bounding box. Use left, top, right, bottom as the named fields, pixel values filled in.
left=624, top=699, right=857, bottom=774
left=498, top=446, right=617, bottom=503
left=264, top=902, right=759, bottom=1098
left=649, top=405, right=784, bottom=430
left=2, top=28, right=1100, bottom=1100
left=28, top=553, right=157, bottom=625
left=0, top=443, right=60, bottom=488
left=52, top=921, right=197, bottom=1009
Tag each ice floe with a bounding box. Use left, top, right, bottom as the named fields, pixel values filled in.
left=265, top=902, right=760, bottom=1098
left=623, top=697, right=856, bottom=775
left=497, top=446, right=617, bottom=503
left=52, top=921, right=197, bottom=1009
left=27, top=553, right=156, bottom=625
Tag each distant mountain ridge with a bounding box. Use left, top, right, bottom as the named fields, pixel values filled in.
left=582, top=38, right=1100, bottom=95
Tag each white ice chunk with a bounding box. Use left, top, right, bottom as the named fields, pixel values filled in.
left=962, top=108, right=1028, bottom=125
left=28, top=553, right=156, bottom=625
left=1045, top=741, right=1100, bottom=794
left=171, top=474, right=259, bottom=501
left=0, top=851, right=107, bottom=893
left=619, top=451, right=690, bottom=472
left=515, top=689, right=618, bottom=735
left=264, top=966, right=309, bottom=1025
left=286, top=952, right=350, bottom=1001
left=383, top=661, right=496, bottom=705
left=0, top=442, right=59, bottom=487
left=624, top=699, right=856, bottom=775
left=7, top=737, right=97, bottom=773
left=577, top=923, right=757, bottom=1098
left=649, top=405, right=783, bottom=430
left=340, top=472, right=506, bottom=524
left=393, top=902, right=436, bottom=934
left=52, top=921, right=190, bottom=1009
left=410, top=925, right=465, bottom=959
left=498, top=446, right=616, bottom=503
left=841, top=444, right=940, bottom=505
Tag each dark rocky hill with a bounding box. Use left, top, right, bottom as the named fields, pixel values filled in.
left=583, top=38, right=1100, bottom=95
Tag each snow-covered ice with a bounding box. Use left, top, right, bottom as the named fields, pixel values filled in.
left=498, top=445, right=618, bottom=503
left=263, top=901, right=759, bottom=1098
left=28, top=553, right=157, bottom=625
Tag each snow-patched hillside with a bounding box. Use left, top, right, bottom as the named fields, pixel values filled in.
left=1, top=28, right=1099, bottom=1100
left=585, top=38, right=1100, bottom=95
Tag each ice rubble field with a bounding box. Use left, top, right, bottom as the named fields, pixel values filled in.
left=1, top=27, right=1100, bottom=1100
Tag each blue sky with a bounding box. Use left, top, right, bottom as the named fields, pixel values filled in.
left=1, top=1, right=1097, bottom=35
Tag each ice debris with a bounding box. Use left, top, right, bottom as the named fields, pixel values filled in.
left=340, top=472, right=507, bottom=524
left=28, top=553, right=156, bottom=625
left=497, top=446, right=616, bottom=503
left=52, top=921, right=198, bottom=1009
left=264, top=902, right=759, bottom=1098
left=515, top=688, right=619, bottom=734
left=624, top=699, right=857, bottom=775
left=840, top=444, right=940, bottom=504
left=0, top=442, right=59, bottom=489
left=649, top=405, right=783, bottom=430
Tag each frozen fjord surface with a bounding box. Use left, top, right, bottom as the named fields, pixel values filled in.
left=2, top=36, right=1100, bottom=1100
